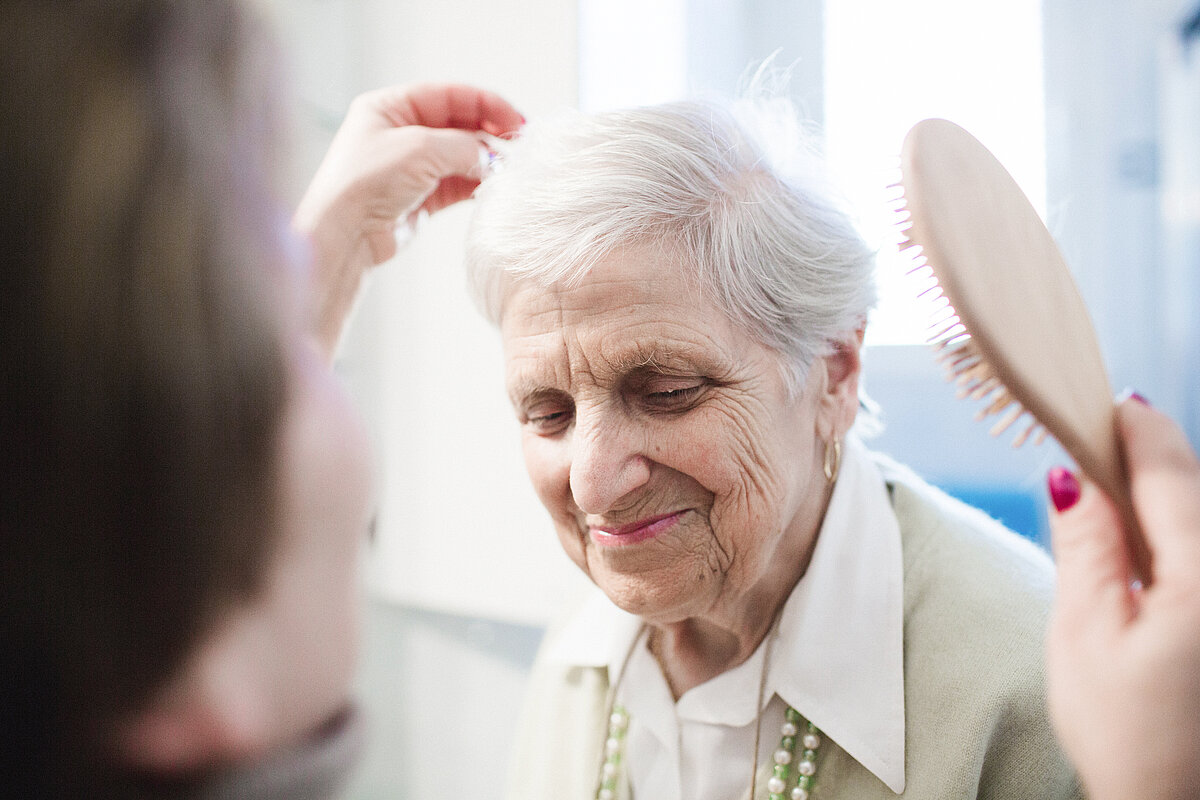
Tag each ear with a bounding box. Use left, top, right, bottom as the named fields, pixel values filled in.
left=816, top=326, right=865, bottom=441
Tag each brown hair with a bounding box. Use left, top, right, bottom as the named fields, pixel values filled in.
left=0, top=0, right=289, bottom=789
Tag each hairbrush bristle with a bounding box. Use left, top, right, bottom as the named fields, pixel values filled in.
left=892, top=181, right=1048, bottom=449
left=928, top=320, right=1047, bottom=448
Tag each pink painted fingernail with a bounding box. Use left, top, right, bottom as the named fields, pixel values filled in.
left=1048, top=467, right=1081, bottom=512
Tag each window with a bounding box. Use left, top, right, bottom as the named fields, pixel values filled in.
left=823, top=0, right=1046, bottom=344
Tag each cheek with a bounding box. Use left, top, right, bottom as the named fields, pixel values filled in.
left=522, top=434, right=563, bottom=504
left=521, top=433, right=592, bottom=570
left=675, top=411, right=798, bottom=542
left=298, top=371, right=374, bottom=543
left=262, top=357, right=375, bottom=726
left=659, top=407, right=774, bottom=499
left=280, top=365, right=372, bottom=545
left=322, top=409, right=375, bottom=552
left=665, top=436, right=725, bottom=489
left=521, top=432, right=582, bottom=536
left=717, top=416, right=822, bottom=555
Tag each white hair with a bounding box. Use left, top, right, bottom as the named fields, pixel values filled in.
left=464, top=94, right=877, bottom=391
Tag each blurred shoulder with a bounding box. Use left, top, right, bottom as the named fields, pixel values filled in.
left=506, top=588, right=619, bottom=800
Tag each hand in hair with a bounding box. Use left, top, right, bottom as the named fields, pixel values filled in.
left=293, top=83, right=524, bottom=357
left=1046, top=397, right=1200, bottom=800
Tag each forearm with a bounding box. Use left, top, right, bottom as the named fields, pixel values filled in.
left=291, top=197, right=375, bottom=361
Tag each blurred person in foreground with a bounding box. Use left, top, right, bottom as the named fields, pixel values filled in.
left=0, top=1, right=520, bottom=796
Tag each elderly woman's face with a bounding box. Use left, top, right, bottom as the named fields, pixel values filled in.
left=501, top=245, right=843, bottom=622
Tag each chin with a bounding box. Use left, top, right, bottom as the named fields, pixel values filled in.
left=590, top=566, right=717, bottom=623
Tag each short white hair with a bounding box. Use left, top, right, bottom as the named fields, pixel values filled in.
left=464, top=95, right=877, bottom=390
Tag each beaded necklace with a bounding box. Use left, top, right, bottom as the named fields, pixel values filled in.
left=595, top=625, right=825, bottom=800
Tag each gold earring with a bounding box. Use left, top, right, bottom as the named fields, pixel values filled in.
left=823, top=437, right=842, bottom=484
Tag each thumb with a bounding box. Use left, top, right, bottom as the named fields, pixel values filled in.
left=1048, top=470, right=1136, bottom=633
left=1117, top=399, right=1200, bottom=587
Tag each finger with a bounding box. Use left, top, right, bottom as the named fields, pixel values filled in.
left=372, top=83, right=525, bottom=136
left=1117, top=399, right=1200, bottom=582
left=1049, top=472, right=1137, bottom=631
left=421, top=175, right=480, bottom=216
left=377, top=127, right=488, bottom=222
left=408, top=126, right=489, bottom=174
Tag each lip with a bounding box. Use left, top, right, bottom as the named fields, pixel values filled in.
left=589, top=511, right=685, bottom=547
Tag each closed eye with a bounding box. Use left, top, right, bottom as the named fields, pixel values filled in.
left=521, top=395, right=574, bottom=436
left=530, top=409, right=570, bottom=426
left=643, top=382, right=706, bottom=410
left=649, top=385, right=702, bottom=400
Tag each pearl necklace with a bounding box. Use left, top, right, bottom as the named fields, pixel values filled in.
left=597, top=703, right=824, bottom=800
left=595, top=626, right=825, bottom=800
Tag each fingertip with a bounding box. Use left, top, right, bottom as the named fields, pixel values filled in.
left=1048, top=477, right=1137, bottom=623
left=481, top=110, right=526, bottom=137
left=470, top=87, right=524, bottom=135
left=387, top=83, right=524, bottom=135
left=1048, top=466, right=1082, bottom=513
left=1115, top=392, right=1200, bottom=476
left=1115, top=387, right=1151, bottom=407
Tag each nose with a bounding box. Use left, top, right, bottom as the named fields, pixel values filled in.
left=568, top=402, right=651, bottom=515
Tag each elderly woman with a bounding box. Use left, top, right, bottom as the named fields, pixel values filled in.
left=466, top=101, right=1082, bottom=800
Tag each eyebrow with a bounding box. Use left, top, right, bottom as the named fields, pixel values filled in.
left=508, top=343, right=714, bottom=401
left=601, top=344, right=678, bottom=373
left=604, top=343, right=734, bottom=382
left=507, top=383, right=567, bottom=409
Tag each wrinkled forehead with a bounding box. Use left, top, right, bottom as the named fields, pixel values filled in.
left=495, top=239, right=706, bottom=320
left=498, top=247, right=707, bottom=336
left=488, top=232, right=694, bottom=311
left=498, top=252, right=765, bottom=397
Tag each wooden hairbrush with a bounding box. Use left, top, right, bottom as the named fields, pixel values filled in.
left=895, top=118, right=1151, bottom=582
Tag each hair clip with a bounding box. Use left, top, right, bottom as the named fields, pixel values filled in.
left=476, top=132, right=509, bottom=179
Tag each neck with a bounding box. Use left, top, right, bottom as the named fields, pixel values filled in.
left=646, top=618, right=763, bottom=700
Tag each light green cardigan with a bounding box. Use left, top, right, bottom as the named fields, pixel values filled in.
left=504, top=458, right=1083, bottom=800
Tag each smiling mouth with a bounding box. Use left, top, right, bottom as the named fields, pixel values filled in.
left=588, top=511, right=685, bottom=547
